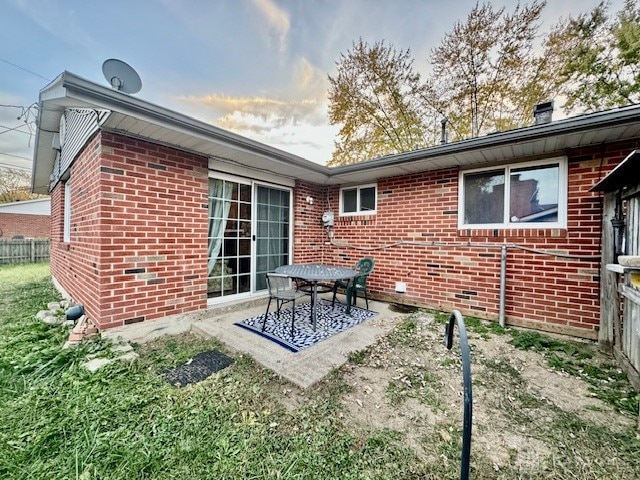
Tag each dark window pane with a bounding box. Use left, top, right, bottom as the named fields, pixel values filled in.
left=227, top=182, right=238, bottom=201
left=256, top=272, right=267, bottom=291
left=239, top=239, right=250, bottom=255
left=268, top=255, right=280, bottom=271
left=224, top=219, right=237, bottom=236
left=257, top=221, right=268, bottom=237
left=256, top=255, right=268, bottom=272
left=464, top=170, right=505, bottom=224
left=509, top=164, right=559, bottom=223
left=257, top=186, right=269, bottom=203
left=239, top=184, right=251, bottom=202
left=223, top=238, right=237, bottom=256
left=360, top=187, right=376, bottom=211
left=238, top=274, right=250, bottom=293
left=238, top=221, right=251, bottom=238
left=343, top=188, right=357, bottom=213
left=239, top=203, right=250, bottom=221
left=257, top=204, right=268, bottom=221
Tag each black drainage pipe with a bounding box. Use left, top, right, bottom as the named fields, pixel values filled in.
left=445, top=310, right=473, bottom=480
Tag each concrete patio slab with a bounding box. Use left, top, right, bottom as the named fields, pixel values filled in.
left=102, top=294, right=409, bottom=388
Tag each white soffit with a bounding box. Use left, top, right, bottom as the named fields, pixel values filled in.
left=100, top=113, right=329, bottom=184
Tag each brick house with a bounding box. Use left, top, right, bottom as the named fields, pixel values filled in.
left=31, top=71, right=640, bottom=339
left=0, top=198, right=50, bottom=239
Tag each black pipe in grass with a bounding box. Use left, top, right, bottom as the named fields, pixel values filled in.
left=445, top=310, right=472, bottom=480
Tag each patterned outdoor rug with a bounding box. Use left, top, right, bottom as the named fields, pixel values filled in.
left=235, top=299, right=378, bottom=352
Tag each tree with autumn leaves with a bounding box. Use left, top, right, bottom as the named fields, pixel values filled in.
left=328, top=0, right=640, bottom=166
left=0, top=169, right=36, bottom=203
left=328, top=40, right=436, bottom=165
left=550, top=0, right=640, bottom=112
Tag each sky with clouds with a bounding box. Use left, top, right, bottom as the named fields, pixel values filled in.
left=0, top=0, right=623, bottom=173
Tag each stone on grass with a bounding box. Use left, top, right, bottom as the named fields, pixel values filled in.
left=112, top=343, right=134, bottom=354
left=35, top=310, right=51, bottom=321
left=82, top=351, right=139, bottom=373
left=117, top=351, right=139, bottom=363
left=42, top=314, right=62, bottom=325
left=47, top=301, right=62, bottom=312
left=84, top=357, right=113, bottom=372
left=36, top=309, right=63, bottom=325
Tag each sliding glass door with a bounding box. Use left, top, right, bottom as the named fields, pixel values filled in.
left=255, top=185, right=291, bottom=291
left=207, top=177, right=291, bottom=299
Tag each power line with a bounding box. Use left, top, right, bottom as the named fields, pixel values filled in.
left=0, top=57, right=50, bottom=82
left=0, top=124, right=34, bottom=136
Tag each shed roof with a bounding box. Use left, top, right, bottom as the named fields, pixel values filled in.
left=32, top=71, right=640, bottom=194
left=0, top=197, right=51, bottom=215
left=590, top=149, right=640, bottom=192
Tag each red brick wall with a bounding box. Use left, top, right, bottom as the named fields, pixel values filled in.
left=50, top=134, right=102, bottom=324
left=294, top=140, right=640, bottom=339
left=0, top=213, right=50, bottom=239
left=292, top=182, right=328, bottom=262
left=50, top=131, right=209, bottom=330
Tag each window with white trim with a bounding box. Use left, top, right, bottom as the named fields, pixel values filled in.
left=340, top=184, right=377, bottom=215
left=63, top=181, right=71, bottom=242
left=458, top=157, right=567, bottom=229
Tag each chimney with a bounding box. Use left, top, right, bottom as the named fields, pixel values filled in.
left=534, top=101, right=554, bottom=125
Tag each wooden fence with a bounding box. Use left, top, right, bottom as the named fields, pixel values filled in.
left=617, top=192, right=640, bottom=386
left=0, top=239, right=50, bottom=264
left=598, top=163, right=640, bottom=395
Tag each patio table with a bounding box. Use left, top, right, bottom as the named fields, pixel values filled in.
left=275, top=263, right=358, bottom=330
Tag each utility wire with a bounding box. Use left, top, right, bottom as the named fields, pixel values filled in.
left=0, top=57, right=50, bottom=82
left=0, top=124, right=34, bottom=136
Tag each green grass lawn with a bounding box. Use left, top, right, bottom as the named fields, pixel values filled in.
left=1, top=263, right=639, bottom=479
left=0, top=264, right=425, bottom=479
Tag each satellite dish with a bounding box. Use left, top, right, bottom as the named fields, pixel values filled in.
left=102, top=59, right=142, bottom=94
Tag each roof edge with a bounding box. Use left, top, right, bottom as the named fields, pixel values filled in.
left=56, top=72, right=330, bottom=175
left=328, top=103, right=640, bottom=176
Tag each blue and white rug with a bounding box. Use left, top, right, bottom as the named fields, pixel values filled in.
left=235, top=299, right=378, bottom=352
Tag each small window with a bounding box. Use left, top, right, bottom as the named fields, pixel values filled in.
left=340, top=184, right=377, bottom=215
left=63, top=181, right=71, bottom=242
left=459, top=157, right=567, bottom=229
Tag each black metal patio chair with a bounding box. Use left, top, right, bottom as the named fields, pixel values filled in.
left=264, top=273, right=307, bottom=337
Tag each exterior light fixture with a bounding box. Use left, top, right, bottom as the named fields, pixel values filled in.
left=612, top=191, right=626, bottom=263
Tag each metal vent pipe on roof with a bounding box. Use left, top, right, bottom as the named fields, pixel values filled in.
left=440, top=118, right=448, bottom=144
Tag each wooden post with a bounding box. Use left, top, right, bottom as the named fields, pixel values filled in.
left=30, top=239, right=36, bottom=263
left=599, top=192, right=618, bottom=352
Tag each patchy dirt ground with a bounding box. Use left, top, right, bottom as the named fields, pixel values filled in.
left=333, top=311, right=639, bottom=476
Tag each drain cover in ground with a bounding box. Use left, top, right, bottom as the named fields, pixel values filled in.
left=163, top=350, right=234, bottom=387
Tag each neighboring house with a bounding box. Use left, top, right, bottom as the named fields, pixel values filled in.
left=31, top=71, right=640, bottom=338
left=0, top=197, right=51, bottom=239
